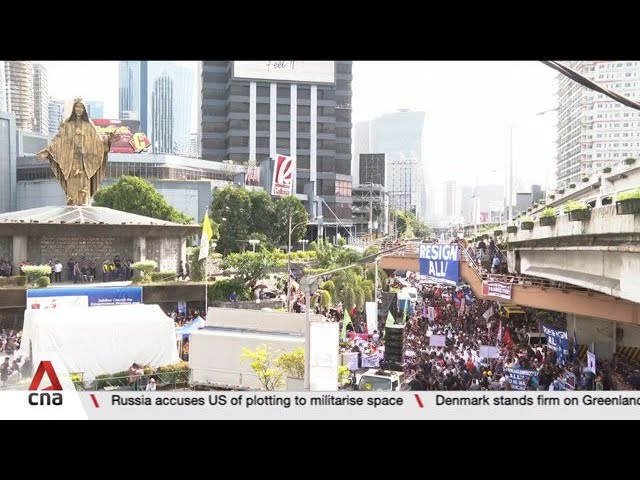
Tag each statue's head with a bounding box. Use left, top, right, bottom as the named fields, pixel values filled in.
left=67, top=97, right=89, bottom=122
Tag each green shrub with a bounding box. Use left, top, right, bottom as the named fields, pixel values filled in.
left=616, top=188, right=640, bottom=202
left=151, top=272, right=177, bottom=282
left=320, top=290, right=332, bottom=308
left=564, top=200, right=589, bottom=212
left=276, top=348, right=304, bottom=379
left=603, top=167, right=612, bottom=173
left=569, top=183, right=576, bottom=188
left=321, top=280, right=335, bottom=298
left=624, top=157, right=636, bottom=165
left=35, top=276, right=50, bottom=288
left=539, top=207, right=556, bottom=218
left=208, top=278, right=251, bottom=302
left=21, top=265, right=51, bottom=283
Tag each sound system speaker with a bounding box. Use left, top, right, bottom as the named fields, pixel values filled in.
left=383, top=324, right=405, bottom=371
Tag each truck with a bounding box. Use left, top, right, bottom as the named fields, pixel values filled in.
left=355, top=368, right=410, bottom=391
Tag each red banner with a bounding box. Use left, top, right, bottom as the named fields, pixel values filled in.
left=92, top=119, right=151, bottom=153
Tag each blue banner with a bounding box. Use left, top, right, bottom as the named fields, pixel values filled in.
left=27, top=286, right=143, bottom=308
left=542, top=325, right=569, bottom=365
left=419, top=244, right=459, bottom=286
left=505, top=367, right=539, bottom=391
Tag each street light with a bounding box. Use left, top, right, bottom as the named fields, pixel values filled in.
left=248, top=239, right=260, bottom=253
left=287, top=215, right=309, bottom=312
left=298, top=239, right=309, bottom=251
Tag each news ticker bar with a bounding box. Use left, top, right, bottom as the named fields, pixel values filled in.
left=2, top=391, right=640, bottom=419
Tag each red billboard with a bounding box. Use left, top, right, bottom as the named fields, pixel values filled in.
left=92, top=119, right=151, bottom=153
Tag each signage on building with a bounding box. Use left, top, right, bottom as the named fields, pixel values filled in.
left=271, top=154, right=295, bottom=197
left=233, top=61, right=335, bottom=84
left=92, top=119, right=151, bottom=153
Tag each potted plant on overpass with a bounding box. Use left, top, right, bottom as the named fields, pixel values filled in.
left=539, top=207, right=557, bottom=227
left=615, top=188, right=640, bottom=215
left=565, top=200, right=591, bottom=221
left=520, top=216, right=534, bottom=231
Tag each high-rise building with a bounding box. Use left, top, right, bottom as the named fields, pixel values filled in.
left=200, top=61, right=353, bottom=234
left=557, top=61, right=640, bottom=188
left=0, top=112, right=17, bottom=213
left=352, top=120, right=372, bottom=183
left=119, top=61, right=147, bottom=129
left=443, top=180, right=458, bottom=220
left=119, top=61, right=196, bottom=154
left=85, top=101, right=104, bottom=119
left=32, top=64, right=49, bottom=135
left=0, top=61, right=7, bottom=112
left=5, top=61, right=34, bottom=131
left=48, top=100, right=64, bottom=137
left=151, top=73, right=174, bottom=154
left=355, top=110, right=427, bottom=220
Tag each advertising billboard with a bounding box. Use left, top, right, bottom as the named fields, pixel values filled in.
left=92, top=119, right=151, bottom=153
left=271, top=154, right=295, bottom=197
left=27, top=286, right=143, bottom=309
left=233, top=61, right=335, bottom=84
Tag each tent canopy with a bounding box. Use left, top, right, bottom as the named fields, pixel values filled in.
left=176, top=316, right=205, bottom=339
left=18, top=304, right=180, bottom=378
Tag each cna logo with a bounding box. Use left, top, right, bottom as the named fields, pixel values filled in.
left=28, top=361, right=63, bottom=406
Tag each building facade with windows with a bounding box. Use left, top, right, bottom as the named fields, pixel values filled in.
left=200, top=61, right=353, bottom=237
left=557, top=61, right=640, bottom=187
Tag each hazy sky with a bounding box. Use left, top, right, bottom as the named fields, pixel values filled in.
left=39, top=60, right=558, bottom=189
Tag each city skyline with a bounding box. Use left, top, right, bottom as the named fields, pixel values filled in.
left=37, top=61, right=557, bottom=189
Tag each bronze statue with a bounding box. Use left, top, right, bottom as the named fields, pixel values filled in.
left=38, top=98, right=118, bottom=206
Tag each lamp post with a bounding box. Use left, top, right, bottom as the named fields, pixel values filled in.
left=248, top=239, right=260, bottom=253
left=287, top=215, right=308, bottom=312
left=298, top=239, right=309, bottom=251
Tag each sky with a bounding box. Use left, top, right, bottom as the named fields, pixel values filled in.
left=39, top=60, right=558, bottom=190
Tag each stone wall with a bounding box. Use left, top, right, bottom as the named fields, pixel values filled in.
left=0, top=237, right=10, bottom=261
left=28, top=235, right=133, bottom=264
left=146, top=237, right=182, bottom=273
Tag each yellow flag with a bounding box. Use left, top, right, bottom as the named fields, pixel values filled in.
left=199, top=212, right=213, bottom=261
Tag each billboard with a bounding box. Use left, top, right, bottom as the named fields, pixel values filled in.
left=92, top=119, right=151, bottom=153
left=233, top=61, right=335, bottom=84
left=418, top=243, right=459, bottom=286
left=482, top=280, right=512, bottom=300
left=271, top=154, right=295, bottom=197
left=27, top=286, right=143, bottom=309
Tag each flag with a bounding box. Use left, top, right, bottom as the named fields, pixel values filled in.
left=341, top=310, right=352, bottom=342
left=503, top=327, right=513, bottom=347
left=497, top=319, right=503, bottom=343
left=198, top=211, right=213, bottom=261
left=385, top=311, right=395, bottom=328
left=572, top=331, right=578, bottom=360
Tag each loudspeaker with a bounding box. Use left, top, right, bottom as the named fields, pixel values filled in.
left=384, top=325, right=405, bottom=368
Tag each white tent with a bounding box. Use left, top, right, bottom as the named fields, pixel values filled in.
left=18, top=304, right=180, bottom=378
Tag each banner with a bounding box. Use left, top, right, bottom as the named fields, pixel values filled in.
left=482, top=281, right=512, bottom=300
left=504, top=367, right=539, bottom=391
left=92, top=119, right=150, bottom=153
left=418, top=244, right=459, bottom=286
left=27, top=286, right=143, bottom=309
left=482, top=307, right=494, bottom=320
left=587, top=351, right=596, bottom=374
left=480, top=345, right=499, bottom=358
left=365, top=302, right=378, bottom=335
left=542, top=325, right=569, bottom=365
left=429, top=335, right=446, bottom=347
left=271, top=154, right=295, bottom=197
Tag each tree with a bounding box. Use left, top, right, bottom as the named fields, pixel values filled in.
left=276, top=347, right=305, bottom=379
left=240, top=345, right=284, bottom=391
left=211, top=186, right=252, bottom=254
left=247, top=190, right=276, bottom=244
left=273, top=196, right=308, bottom=246
left=221, top=250, right=281, bottom=286
left=93, top=176, right=193, bottom=224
